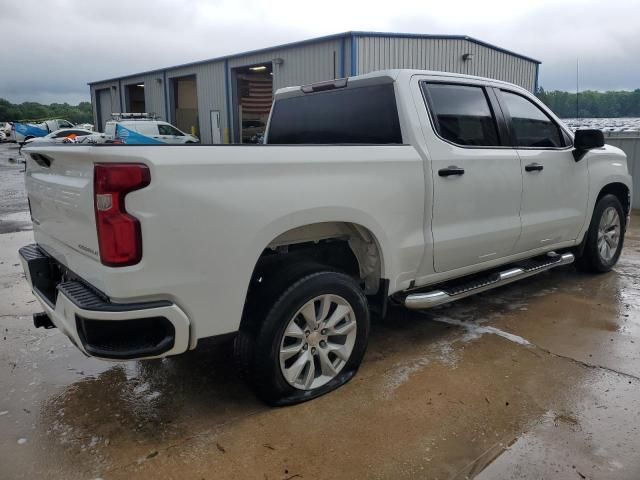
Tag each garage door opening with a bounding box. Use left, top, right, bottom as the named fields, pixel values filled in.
left=95, top=88, right=113, bottom=132
left=125, top=84, right=145, bottom=113
left=171, top=75, right=199, bottom=137
left=233, top=63, right=273, bottom=143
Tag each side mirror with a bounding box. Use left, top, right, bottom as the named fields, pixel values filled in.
left=573, top=129, right=604, bottom=161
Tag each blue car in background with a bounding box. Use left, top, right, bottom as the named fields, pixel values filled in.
left=12, top=118, right=75, bottom=144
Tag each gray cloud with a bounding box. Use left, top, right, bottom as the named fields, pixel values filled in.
left=1, top=0, right=638, bottom=104
left=393, top=0, right=640, bottom=91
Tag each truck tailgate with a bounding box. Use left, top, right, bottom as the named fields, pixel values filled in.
left=24, top=147, right=100, bottom=261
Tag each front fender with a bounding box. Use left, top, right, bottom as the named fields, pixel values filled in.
left=578, top=145, right=632, bottom=241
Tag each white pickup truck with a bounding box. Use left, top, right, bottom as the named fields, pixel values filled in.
left=19, top=70, right=631, bottom=405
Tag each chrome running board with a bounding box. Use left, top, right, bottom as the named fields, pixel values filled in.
left=404, top=252, right=575, bottom=310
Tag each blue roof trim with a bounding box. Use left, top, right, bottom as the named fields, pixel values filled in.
left=162, top=70, right=168, bottom=120
left=350, top=33, right=358, bottom=76
left=224, top=59, right=232, bottom=143
left=88, top=31, right=540, bottom=85
left=339, top=37, right=345, bottom=78
left=117, top=79, right=123, bottom=112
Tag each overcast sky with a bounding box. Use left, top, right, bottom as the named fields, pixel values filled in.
left=1, top=0, right=638, bottom=104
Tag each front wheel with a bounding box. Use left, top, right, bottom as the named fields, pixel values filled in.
left=576, top=194, right=625, bottom=272
left=237, top=270, right=370, bottom=406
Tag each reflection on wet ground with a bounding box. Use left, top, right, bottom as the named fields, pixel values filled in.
left=1, top=141, right=639, bottom=478
left=0, top=143, right=30, bottom=234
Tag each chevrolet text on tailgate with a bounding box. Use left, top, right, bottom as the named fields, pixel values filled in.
left=20, top=70, right=631, bottom=405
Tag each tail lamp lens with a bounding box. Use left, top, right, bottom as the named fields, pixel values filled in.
left=94, top=164, right=150, bottom=266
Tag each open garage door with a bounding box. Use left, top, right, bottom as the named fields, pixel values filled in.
left=233, top=64, right=273, bottom=143
left=125, top=84, right=145, bottom=113
left=172, top=76, right=199, bottom=137
left=96, top=88, right=113, bottom=132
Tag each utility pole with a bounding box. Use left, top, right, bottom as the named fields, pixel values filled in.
left=576, top=58, right=579, bottom=120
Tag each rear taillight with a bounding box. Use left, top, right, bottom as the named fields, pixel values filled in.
left=94, top=163, right=150, bottom=267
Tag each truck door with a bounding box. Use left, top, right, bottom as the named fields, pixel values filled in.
left=495, top=89, right=588, bottom=253
left=416, top=81, right=523, bottom=273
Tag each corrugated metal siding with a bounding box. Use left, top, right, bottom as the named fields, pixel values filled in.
left=89, top=34, right=538, bottom=141
left=226, top=39, right=341, bottom=141
left=139, top=73, right=166, bottom=120
left=228, top=39, right=342, bottom=90
left=165, top=62, right=227, bottom=144
left=606, top=134, right=640, bottom=208
left=163, top=40, right=342, bottom=143
left=89, top=81, right=119, bottom=127
left=357, top=36, right=537, bottom=91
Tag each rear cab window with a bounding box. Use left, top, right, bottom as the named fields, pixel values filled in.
left=421, top=82, right=501, bottom=147
left=267, top=83, right=402, bottom=144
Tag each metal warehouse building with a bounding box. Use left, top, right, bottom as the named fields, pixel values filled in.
left=89, top=31, right=540, bottom=144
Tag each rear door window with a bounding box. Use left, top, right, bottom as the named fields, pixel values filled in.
left=267, top=84, right=402, bottom=144
left=499, top=91, right=564, bottom=148
left=422, top=83, right=501, bottom=147
left=132, top=122, right=158, bottom=136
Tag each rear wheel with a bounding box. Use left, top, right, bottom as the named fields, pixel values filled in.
left=236, top=268, right=370, bottom=406
left=576, top=194, right=625, bottom=272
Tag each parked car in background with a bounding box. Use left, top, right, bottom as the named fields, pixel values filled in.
left=13, top=118, right=75, bottom=144
left=23, top=128, right=104, bottom=146
left=104, top=113, right=199, bottom=144
left=0, top=122, right=12, bottom=137
left=18, top=70, right=631, bottom=406
left=242, top=119, right=266, bottom=144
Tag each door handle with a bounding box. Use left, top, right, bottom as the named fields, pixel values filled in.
left=525, top=163, right=544, bottom=172
left=438, top=166, right=465, bottom=177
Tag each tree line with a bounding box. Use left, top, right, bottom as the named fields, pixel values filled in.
left=2, top=88, right=640, bottom=125
left=536, top=88, right=640, bottom=118
left=0, top=98, right=93, bottom=124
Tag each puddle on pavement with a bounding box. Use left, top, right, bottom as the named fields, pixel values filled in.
left=475, top=370, right=640, bottom=479
left=0, top=211, right=33, bottom=234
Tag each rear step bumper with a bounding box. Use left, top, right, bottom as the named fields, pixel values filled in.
left=405, top=252, right=574, bottom=310
left=19, top=244, right=190, bottom=360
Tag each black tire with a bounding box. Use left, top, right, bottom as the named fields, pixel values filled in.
left=575, top=194, right=626, bottom=273
left=235, top=260, right=328, bottom=380
left=236, top=268, right=370, bottom=406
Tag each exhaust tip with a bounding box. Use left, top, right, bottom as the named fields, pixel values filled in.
left=33, top=312, right=55, bottom=329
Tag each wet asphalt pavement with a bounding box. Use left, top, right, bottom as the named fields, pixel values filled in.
left=1, top=142, right=640, bottom=479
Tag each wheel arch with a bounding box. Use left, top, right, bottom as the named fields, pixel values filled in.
left=597, top=182, right=631, bottom=217
left=577, top=180, right=631, bottom=253
left=237, top=216, right=389, bottom=339
left=257, top=220, right=387, bottom=295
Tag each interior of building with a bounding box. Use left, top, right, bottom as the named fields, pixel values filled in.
left=172, top=76, right=199, bottom=136
left=125, top=84, right=146, bottom=113
left=233, top=63, right=273, bottom=143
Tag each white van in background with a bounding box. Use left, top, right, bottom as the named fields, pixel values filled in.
left=104, top=113, right=199, bottom=144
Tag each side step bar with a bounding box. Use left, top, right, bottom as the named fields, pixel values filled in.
left=405, top=252, right=574, bottom=310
